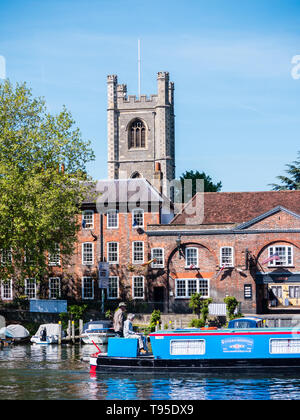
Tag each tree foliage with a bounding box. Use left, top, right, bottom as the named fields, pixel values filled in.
left=270, top=151, right=300, bottom=190
left=178, top=170, right=222, bottom=203
left=0, top=80, right=95, bottom=287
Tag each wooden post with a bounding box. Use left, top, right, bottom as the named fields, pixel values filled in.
left=68, top=320, right=71, bottom=339
left=71, top=320, right=75, bottom=344
left=79, top=319, right=83, bottom=336
left=58, top=321, right=62, bottom=345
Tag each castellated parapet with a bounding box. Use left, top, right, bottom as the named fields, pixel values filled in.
left=107, top=72, right=175, bottom=198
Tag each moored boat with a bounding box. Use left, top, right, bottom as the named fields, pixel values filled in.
left=31, top=323, right=62, bottom=345
left=90, top=326, right=300, bottom=374
left=81, top=320, right=116, bottom=351
left=0, top=324, right=30, bottom=344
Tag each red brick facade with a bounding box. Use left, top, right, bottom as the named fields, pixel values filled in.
left=3, top=186, right=300, bottom=316
left=67, top=189, right=300, bottom=315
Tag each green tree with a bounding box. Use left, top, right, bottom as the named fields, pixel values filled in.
left=178, top=170, right=222, bottom=203
left=224, top=296, right=240, bottom=320
left=189, top=293, right=212, bottom=323
left=0, top=80, right=95, bottom=288
left=270, top=151, right=300, bottom=190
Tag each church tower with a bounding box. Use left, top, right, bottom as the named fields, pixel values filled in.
left=107, top=72, right=175, bottom=197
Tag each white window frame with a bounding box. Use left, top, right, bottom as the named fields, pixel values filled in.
left=289, top=285, right=300, bottom=299
left=151, top=248, right=165, bottom=268
left=132, top=208, right=144, bottom=228
left=82, top=210, right=94, bottom=229
left=82, top=276, right=94, bottom=300
left=108, top=276, right=119, bottom=300
left=220, top=246, right=234, bottom=267
left=49, top=277, right=61, bottom=299
left=1, top=249, right=12, bottom=265
left=82, top=242, right=94, bottom=265
left=185, top=247, right=199, bottom=268
left=107, top=210, right=119, bottom=229
left=268, top=245, right=293, bottom=267
left=1, top=279, right=12, bottom=300
left=270, top=339, right=300, bottom=354
left=25, top=278, right=37, bottom=300
left=170, top=339, right=206, bottom=356
left=175, top=278, right=210, bottom=299
left=132, top=241, right=144, bottom=264
left=107, top=242, right=119, bottom=264
left=48, top=244, right=60, bottom=266
left=132, top=275, right=145, bottom=299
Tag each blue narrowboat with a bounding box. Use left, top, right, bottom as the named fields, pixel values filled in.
left=90, top=326, right=300, bottom=374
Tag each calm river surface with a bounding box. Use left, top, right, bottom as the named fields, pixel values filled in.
left=0, top=344, right=300, bottom=400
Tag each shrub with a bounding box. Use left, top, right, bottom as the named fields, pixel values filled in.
left=149, top=309, right=161, bottom=331
left=189, top=318, right=205, bottom=328
left=224, top=296, right=240, bottom=320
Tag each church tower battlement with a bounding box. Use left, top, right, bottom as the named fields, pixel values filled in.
left=107, top=72, right=175, bottom=198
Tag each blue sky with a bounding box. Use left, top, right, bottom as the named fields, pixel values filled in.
left=1, top=0, right=300, bottom=191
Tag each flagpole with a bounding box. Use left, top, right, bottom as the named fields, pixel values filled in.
left=138, top=39, right=141, bottom=98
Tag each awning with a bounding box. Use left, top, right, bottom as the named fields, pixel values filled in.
left=256, top=272, right=300, bottom=284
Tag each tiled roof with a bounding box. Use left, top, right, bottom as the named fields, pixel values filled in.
left=82, top=178, right=164, bottom=205
left=171, top=190, right=300, bottom=225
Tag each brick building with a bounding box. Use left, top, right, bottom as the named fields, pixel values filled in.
left=147, top=191, right=300, bottom=314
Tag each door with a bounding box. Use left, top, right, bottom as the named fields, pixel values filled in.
left=153, top=287, right=164, bottom=311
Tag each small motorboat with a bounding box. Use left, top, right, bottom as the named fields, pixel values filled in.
left=81, top=320, right=115, bottom=352
left=31, top=323, right=62, bottom=345
left=0, top=324, right=30, bottom=344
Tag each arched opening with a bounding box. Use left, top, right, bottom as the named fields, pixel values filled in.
left=131, top=171, right=141, bottom=179
left=128, top=119, right=146, bottom=149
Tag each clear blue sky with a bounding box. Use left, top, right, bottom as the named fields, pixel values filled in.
left=1, top=0, right=300, bottom=191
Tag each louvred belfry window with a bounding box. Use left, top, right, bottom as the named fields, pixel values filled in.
left=129, top=119, right=146, bottom=149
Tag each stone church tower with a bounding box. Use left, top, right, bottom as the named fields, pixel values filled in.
left=107, top=72, right=175, bottom=197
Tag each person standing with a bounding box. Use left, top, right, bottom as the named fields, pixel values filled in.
left=113, top=302, right=126, bottom=337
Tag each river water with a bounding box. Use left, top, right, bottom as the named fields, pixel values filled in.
left=0, top=344, right=300, bottom=400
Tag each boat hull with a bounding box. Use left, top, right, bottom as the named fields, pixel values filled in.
left=31, top=336, right=58, bottom=345
left=90, top=354, right=300, bottom=374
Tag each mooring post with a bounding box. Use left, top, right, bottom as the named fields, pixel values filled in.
left=58, top=321, right=62, bottom=345
left=79, top=319, right=83, bottom=336
left=71, top=320, right=75, bottom=344
left=68, top=320, right=71, bottom=339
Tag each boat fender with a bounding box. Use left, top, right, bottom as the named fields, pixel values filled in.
left=200, top=327, right=218, bottom=330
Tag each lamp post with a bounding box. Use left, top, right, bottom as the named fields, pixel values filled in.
left=176, top=235, right=182, bottom=259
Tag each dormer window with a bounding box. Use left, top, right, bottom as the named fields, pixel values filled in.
left=128, top=119, right=146, bottom=149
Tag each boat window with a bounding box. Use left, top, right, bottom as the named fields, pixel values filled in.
left=270, top=339, right=300, bottom=354
left=170, top=339, right=205, bottom=356
left=230, top=321, right=254, bottom=329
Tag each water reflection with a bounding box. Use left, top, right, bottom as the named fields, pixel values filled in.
left=1, top=344, right=300, bottom=400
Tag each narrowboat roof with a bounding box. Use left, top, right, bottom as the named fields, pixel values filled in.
left=150, top=327, right=299, bottom=336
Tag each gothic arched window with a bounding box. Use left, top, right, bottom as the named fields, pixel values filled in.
left=128, top=119, right=146, bottom=149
